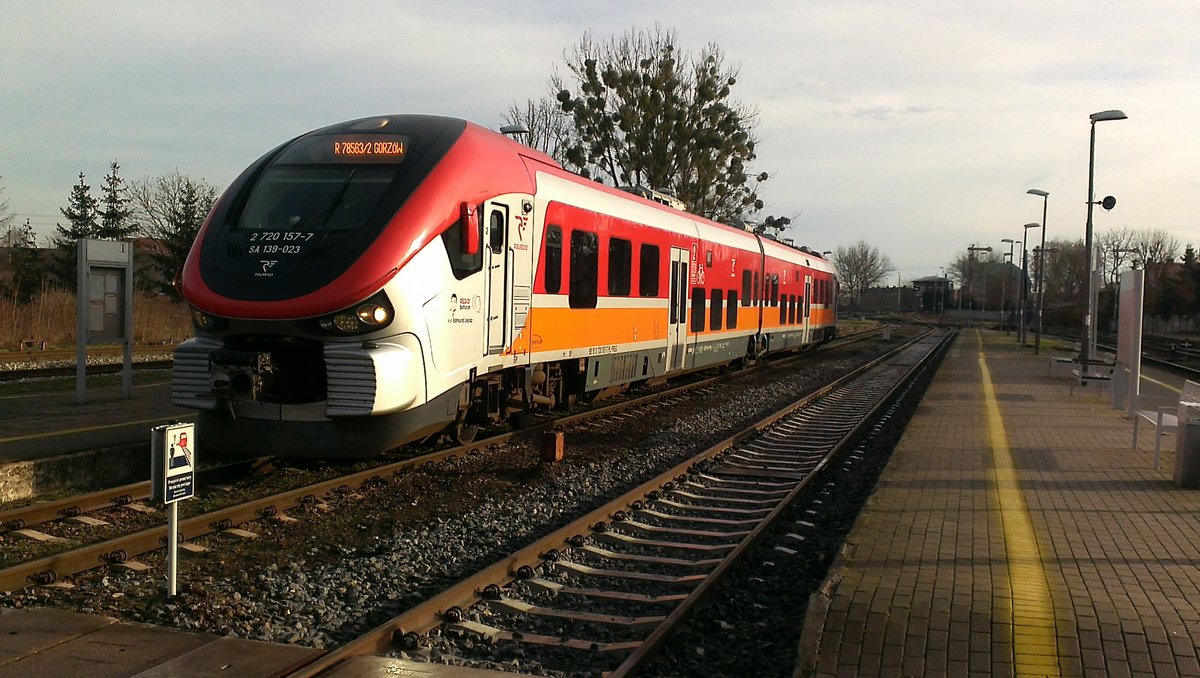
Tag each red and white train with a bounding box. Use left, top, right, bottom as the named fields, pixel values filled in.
left=173, top=115, right=837, bottom=456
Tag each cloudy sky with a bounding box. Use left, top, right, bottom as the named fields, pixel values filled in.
left=2, top=1, right=1196, bottom=279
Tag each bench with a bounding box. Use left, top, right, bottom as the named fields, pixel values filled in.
left=1132, top=379, right=1200, bottom=469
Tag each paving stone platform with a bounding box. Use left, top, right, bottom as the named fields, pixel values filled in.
left=796, top=329, right=1200, bottom=677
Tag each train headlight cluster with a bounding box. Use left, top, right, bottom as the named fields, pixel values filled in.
left=189, top=307, right=227, bottom=332
left=313, top=292, right=394, bottom=336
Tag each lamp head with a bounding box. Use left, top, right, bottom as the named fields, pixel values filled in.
left=1001, top=238, right=1014, bottom=244
left=1090, top=110, right=1127, bottom=122
left=1026, top=188, right=1049, bottom=197
left=1024, top=222, right=1040, bottom=230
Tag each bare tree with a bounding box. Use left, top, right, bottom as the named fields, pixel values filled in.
left=1096, top=226, right=1137, bottom=288
left=129, top=170, right=218, bottom=297
left=1132, top=228, right=1181, bottom=266
left=503, top=96, right=575, bottom=165
left=0, top=176, right=13, bottom=235
left=833, top=240, right=894, bottom=307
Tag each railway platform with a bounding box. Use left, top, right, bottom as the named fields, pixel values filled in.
left=0, top=376, right=190, bottom=501
left=795, top=329, right=1200, bottom=677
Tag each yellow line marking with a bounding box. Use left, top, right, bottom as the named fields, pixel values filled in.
left=977, top=331, right=1060, bottom=676
left=0, top=414, right=193, bottom=444
left=1140, top=373, right=1180, bottom=393
left=0, top=380, right=170, bottom=401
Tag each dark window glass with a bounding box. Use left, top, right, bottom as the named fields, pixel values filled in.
left=442, top=204, right=483, bottom=280
left=608, top=237, right=632, bottom=296
left=677, top=264, right=688, bottom=324
left=754, top=271, right=760, bottom=306
left=710, top=289, right=724, bottom=331
left=771, top=276, right=779, bottom=307
left=669, top=261, right=679, bottom=324
left=690, top=287, right=706, bottom=332
left=727, top=291, right=738, bottom=328
left=789, top=295, right=797, bottom=323
left=780, top=296, right=788, bottom=324
left=569, top=230, right=599, bottom=309
left=544, top=225, right=562, bottom=294
left=488, top=210, right=504, bottom=253
left=741, top=270, right=752, bottom=306
left=639, top=244, right=660, bottom=297
left=236, top=167, right=395, bottom=233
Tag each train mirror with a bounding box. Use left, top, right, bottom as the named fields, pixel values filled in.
left=460, top=202, right=480, bottom=255
left=1100, top=195, right=1116, bottom=211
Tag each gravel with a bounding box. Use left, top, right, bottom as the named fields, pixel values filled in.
left=0, top=333, right=917, bottom=673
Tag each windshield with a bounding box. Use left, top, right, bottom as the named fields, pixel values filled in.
left=236, top=167, right=395, bottom=232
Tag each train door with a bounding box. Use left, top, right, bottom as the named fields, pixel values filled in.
left=506, top=200, right=533, bottom=358
left=667, top=247, right=689, bottom=371
left=484, top=203, right=509, bottom=355
left=803, top=274, right=813, bottom=343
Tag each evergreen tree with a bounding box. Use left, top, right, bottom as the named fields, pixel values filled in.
left=97, top=161, right=136, bottom=239
left=2, top=218, right=43, bottom=303
left=50, top=172, right=100, bottom=287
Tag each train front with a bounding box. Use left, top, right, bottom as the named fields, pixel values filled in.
left=173, top=115, right=479, bottom=457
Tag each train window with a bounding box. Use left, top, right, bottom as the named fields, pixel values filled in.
left=727, top=291, right=738, bottom=328
left=639, top=244, right=660, bottom=297
left=706, top=250, right=713, bottom=268
left=780, top=296, right=788, bottom=325
left=753, top=272, right=760, bottom=306
left=236, top=167, right=394, bottom=233
left=443, top=203, right=483, bottom=279
left=771, top=276, right=779, bottom=307
left=488, top=211, right=505, bottom=254
left=789, top=295, right=797, bottom=324
left=569, top=230, right=599, bottom=309
left=690, top=288, right=706, bottom=332
left=670, top=261, right=680, bottom=324
left=710, top=289, right=723, bottom=331
left=608, top=237, right=632, bottom=296
left=741, top=271, right=752, bottom=306
left=544, top=225, right=562, bottom=293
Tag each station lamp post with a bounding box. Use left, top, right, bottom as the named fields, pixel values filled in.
left=967, top=245, right=992, bottom=316
left=1027, top=189, right=1049, bottom=354
left=1020, top=223, right=1039, bottom=346
left=1001, top=238, right=1019, bottom=332
left=1081, top=109, right=1127, bottom=378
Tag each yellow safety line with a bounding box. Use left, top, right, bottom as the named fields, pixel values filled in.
left=0, top=380, right=170, bottom=401
left=977, top=331, right=1060, bottom=676
left=1141, top=373, right=1180, bottom=393
left=0, top=414, right=192, bottom=444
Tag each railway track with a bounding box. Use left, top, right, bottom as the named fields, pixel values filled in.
left=288, top=328, right=953, bottom=676
left=0, top=326, right=895, bottom=594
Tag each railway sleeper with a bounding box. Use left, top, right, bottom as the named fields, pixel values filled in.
left=615, top=519, right=751, bottom=540
left=551, top=559, right=706, bottom=584
left=593, top=530, right=737, bottom=553
left=578, top=543, right=721, bottom=568
left=522, top=578, right=687, bottom=605
left=485, top=597, right=666, bottom=630
left=450, top=620, right=641, bottom=654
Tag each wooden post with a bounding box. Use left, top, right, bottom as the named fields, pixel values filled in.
left=541, top=431, right=564, bottom=463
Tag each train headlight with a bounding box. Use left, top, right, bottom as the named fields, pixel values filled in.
left=357, top=304, right=389, bottom=325
left=189, top=307, right=227, bottom=332
left=308, top=291, right=394, bottom=336
left=332, top=312, right=360, bottom=333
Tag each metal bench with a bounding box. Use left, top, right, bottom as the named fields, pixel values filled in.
left=1132, top=379, right=1200, bottom=469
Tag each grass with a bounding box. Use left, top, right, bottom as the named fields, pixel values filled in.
left=0, top=286, right=191, bottom=350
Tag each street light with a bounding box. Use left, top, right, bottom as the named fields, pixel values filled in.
left=968, top=245, right=992, bottom=318
left=1020, top=223, right=1039, bottom=345
left=939, top=266, right=947, bottom=319
left=1027, top=189, right=1049, bottom=354
left=1001, top=238, right=1019, bottom=332
left=1081, top=109, right=1127, bottom=379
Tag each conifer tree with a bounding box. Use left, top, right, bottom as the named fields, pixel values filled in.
left=50, top=172, right=100, bottom=287
left=2, top=218, right=43, bottom=302
left=97, top=161, right=136, bottom=239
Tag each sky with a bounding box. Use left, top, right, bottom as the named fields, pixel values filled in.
left=2, top=1, right=1197, bottom=280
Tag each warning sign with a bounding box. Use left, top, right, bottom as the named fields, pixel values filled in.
left=152, top=422, right=195, bottom=504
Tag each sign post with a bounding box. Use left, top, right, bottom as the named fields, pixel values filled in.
left=151, top=422, right=195, bottom=597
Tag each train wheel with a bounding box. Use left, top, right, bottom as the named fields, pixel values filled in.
left=454, top=421, right=479, bottom=445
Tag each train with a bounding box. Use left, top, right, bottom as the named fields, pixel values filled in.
left=172, top=114, right=838, bottom=457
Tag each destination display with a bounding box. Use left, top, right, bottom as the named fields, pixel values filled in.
left=278, top=133, right=410, bottom=164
